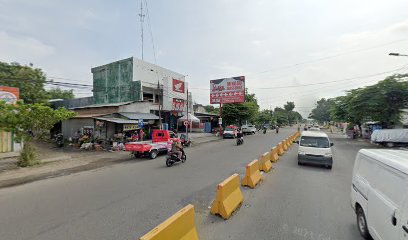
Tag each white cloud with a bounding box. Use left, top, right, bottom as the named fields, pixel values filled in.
left=0, top=31, right=56, bottom=61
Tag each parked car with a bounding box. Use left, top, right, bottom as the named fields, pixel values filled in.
left=371, top=129, right=408, bottom=147
left=309, top=127, right=321, bottom=131
left=223, top=125, right=238, bottom=138
left=241, top=125, right=257, bottom=135
left=351, top=149, right=408, bottom=239
left=297, top=131, right=334, bottom=169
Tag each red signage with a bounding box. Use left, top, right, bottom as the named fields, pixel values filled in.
left=172, top=79, right=185, bottom=93
left=172, top=98, right=185, bottom=111
left=0, top=86, right=19, bottom=104
left=210, top=76, right=245, bottom=104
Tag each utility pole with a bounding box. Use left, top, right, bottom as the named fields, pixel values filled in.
left=157, top=80, right=162, bottom=129
left=186, top=87, right=189, bottom=138
left=139, top=0, right=145, bottom=60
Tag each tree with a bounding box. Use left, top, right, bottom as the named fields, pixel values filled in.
left=284, top=101, right=295, bottom=111
left=221, top=90, right=259, bottom=125
left=0, top=62, right=49, bottom=103
left=256, top=109, right=273, bottom=125
left=330, top=74, right=408, bottom=129
left=0, top=101, right=76, bottom=166
left=47, top=87, right=75, bottom=100
left=309, top=98, right=334, bottom=124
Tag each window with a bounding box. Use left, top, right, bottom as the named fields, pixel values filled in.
left=300, top=136, right=329, bottom=148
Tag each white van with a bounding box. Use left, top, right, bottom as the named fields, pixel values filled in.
left=351, top=149, right=408, bottom=239
left=297, top=131, right=334, bottom=169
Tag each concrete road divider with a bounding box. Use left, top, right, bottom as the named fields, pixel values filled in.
left=286, top=138, right=292, bottom=147
left=259, top=152, right=273, bottom=172
left=210, top=173, right=244, bottom=220
left=277, top=142, right=285, bottom=156
left=270, top=147, right=279, bottom=162
left=242, top=160, right=262, bottom=188
left=282, top=139, right=288, bottom=151
left=140, top=204, right=199, bottom=240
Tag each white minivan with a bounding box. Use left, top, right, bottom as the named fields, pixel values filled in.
left=297, top=131, right=334, bottom=169
left=351, top=149, right=408, bottom=239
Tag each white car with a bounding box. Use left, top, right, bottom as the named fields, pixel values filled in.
left=241, top=125, right=257, bottom=135
left=351, top=149, right=408, bottom=239
left=309, top=127, right=321, bottom=131
left=297, top=131, right=333, bottom=169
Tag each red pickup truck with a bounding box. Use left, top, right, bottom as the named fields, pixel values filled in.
left=125, top=130, right=179, bottom=159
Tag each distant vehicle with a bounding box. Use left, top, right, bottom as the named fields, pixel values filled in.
left=297, top=131, right=334, bottom=169
left=241, top=125, right=256, bottom=135
left=223, top=125, right=238, bottom=139
left=351, top=149, right=408, bottom=240
left=371, top=129, right=408, bottom=148
left=125, top=130, right=179, bottom=159
left=309, top=127, right=321, bottom=131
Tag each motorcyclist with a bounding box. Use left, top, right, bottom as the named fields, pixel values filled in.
left=171, top=140, right=183, bottom=160
left=263, top=125, right=267, bottom=133
left=236, top=129, right=243, bottom=144
left=276, top=125, right=280, bottom=133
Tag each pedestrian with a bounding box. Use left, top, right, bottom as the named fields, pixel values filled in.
left=131, top=131, right=139, bottom=142
left=139, top=129, right=145, bottom=141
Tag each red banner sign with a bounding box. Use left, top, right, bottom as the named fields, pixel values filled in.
left=210, top=76, right=245, bottom=104
left=172, top=79, right=185, bottom=93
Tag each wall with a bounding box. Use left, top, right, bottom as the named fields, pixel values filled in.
left=92, top=57, right=142, bottom=104
left=52, top=97, right=94, bottom=109
left=62, top=118, right=94, bottom=139
left=118, top=102, right=159, bottom=114
left=0, top=131, right=12, bottom=153
left=74, top=106, right=119, bottom=116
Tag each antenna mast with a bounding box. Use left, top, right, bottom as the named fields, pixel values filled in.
left=138, top=0, right=145, bottom=60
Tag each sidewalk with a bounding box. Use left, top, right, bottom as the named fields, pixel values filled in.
left=188, top=132, right=221, bottom=145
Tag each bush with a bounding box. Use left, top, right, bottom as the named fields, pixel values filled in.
left=17, top=142, right=40, bottom=167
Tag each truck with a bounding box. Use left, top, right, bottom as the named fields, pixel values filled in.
left=370, top=129, right=408, bottom=147
left=125, top=130, right=179, bottom=159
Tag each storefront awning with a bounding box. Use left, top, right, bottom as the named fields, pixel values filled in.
left=94, top=117, right=138, bottom=124
left=119, top=112, right=160, bottom=120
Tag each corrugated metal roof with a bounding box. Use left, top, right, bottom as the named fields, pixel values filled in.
left=69, top=101, right=134, bottom=110
left=119, top=112, right=159, bottom=120
left=73, top=113, right=106, bottom=118
left=360, top=149, right=408, bottom=175
left=94, top=117, right=138, bottom=124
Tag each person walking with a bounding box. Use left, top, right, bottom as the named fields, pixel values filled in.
left=139, top=129, right=145, bottom=141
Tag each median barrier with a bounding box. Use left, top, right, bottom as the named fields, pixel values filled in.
left=259, top=152, right=272, bottom=172
left=140, top=204, right=199, bottom=240
left=270, top=147, right=279, bottom=162
left=277, top=142, right=285, bottom=156
left=210, top=173, right=244, bottom=220
left=242, top=160, right=262, bottom=188
left=282, top=139, right=288, bottom=151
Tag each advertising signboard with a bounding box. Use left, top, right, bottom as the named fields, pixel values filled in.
left=172, top=79, right=185, bottom=93
left=0, top=86, right=19, bottom=104
left=210, top=76, right=245, bottom=104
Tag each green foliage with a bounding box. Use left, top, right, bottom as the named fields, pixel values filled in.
left=309, top=98, right=334, bottom=123
left=329, top=74, right=408, bottom=127
left=284, top=101, right=295, bottom=111
left=222, top=90, right=259, bottom=125
left=0, top=62, right=49, bottom=104
left=0, top=101, right=75, bottom=167
left=47, top=87, right=75, bottom=100
left=256, top=109, right=273, bottom=124
left=17, top=142, right=39, bottom=167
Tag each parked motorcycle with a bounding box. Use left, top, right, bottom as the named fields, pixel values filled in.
left=236, top=137, right=244, bottom=145
left=166, top=151, right=187, bottom=167
left=55, top=133, right=64, bottom=147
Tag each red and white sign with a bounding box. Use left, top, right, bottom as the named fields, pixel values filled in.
left=172, top=79, right=185, bottom=93
left=210, top=76, right=245, bottom=104
left=172, top=98, right=185, bottom=111
left=0, top=86, right=19, bottom=104
left=184, top=121, right=189, bottom=126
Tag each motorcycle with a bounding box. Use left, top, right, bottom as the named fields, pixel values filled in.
left=263, top=128, right=267, bottom=134
left=276, top=128, right=279, bottom=134
left=166, top=151, right=187, bottom=167
left=180, top=134, right=191, bottom=147
left=236, top=137, right=244, bottom=145
left=55, top=133, right=64, bottom=147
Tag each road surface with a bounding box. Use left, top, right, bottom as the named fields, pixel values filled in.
left=0, top=128, right=371, bottom=240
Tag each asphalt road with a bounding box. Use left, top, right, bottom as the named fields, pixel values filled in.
left=0, top=128, right=372, bottom=240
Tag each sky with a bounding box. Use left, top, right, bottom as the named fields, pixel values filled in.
left=1, top=0, right=408, bottom=117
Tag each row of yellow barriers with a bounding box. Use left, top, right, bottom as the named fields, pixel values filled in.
left=139, top=131, right=301, bottom=240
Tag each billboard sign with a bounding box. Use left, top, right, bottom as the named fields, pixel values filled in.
left=172, top=79, right=185, bottom=93
left=210, top=76, right=245, bottom=104
left=0, top=86, right=19, bottom=104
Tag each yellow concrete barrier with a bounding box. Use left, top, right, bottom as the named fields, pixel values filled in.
left=282, top=139, right=288, bottom=151
left=277, top=142, right=285, bottom=156
left=259, top=152, right=272, bottom=172
left=270, top=147, right=279, bottom=162
left=286, top=138, right=292, bottom=147
left=140, top=204, right=199, bottom=240
left=210, top=173, right=244, bottom=220
left=242, top=160, right=262, bottom=188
